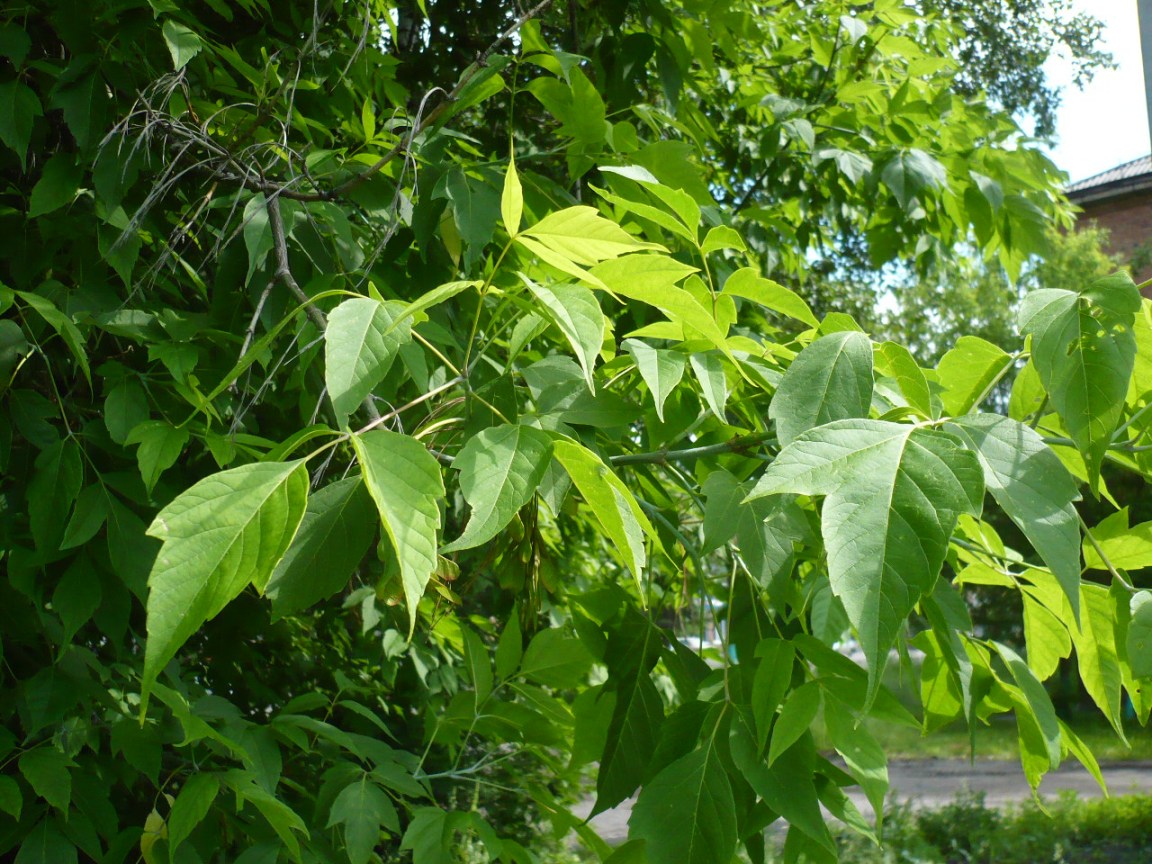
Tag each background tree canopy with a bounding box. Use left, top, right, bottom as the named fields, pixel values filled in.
left=2, top=2, right=1149, bottom=863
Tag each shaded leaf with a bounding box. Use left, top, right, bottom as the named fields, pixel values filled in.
left=628, top=742, right=736, bottom=864
left=266, top=477, right=378, bottom=617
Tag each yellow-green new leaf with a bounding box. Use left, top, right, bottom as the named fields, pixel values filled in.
left=143, top=460, right=310, bottom=701
left=553, top=439, right=652, bottom=591
left=519, top=205, right=663, bottom=265
left=875, top=341, right=931, bottom=417
left=353, top=430, right=443, bottom=635
left=501, top=156, right=523, bottom=236
left=722, top=268, right=818, bottom=328
left=936, top=335, right=1013, bottom=416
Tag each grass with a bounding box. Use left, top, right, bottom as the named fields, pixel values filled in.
left=855, top=712, right=1152, bottom=762
left=806, top=790, right=1152, bottom=864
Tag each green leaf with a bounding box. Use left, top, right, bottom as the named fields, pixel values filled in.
left=168, top=773, right=220, bottom=859
left=749, top=420, right=983, bottom=695
left=733, top=722, right=835, bottom=853
left=104, top=377, right=149, bottom=445
left=501, top=156, right=523, bottom=235
left=1019, top=273, right=1141, bottom=490
left=992, top=642, right=1061, bottom=783
left=126, top=420, right=190, bottom=495
left=689, top=352, right=728, bottom=420
left=15, top=290, right=90, bottom=385
left=0, top=775, right=21, bottom=820
left=242, top=194, right=272, bottom=286
left=591, top=256, right=737, bottom=365
left=325, top=297, right=412, bottom=422
left=880, top=148, right=947, bottom=209
left=628, top=742, right=737, bottom=864
left=769, top=681, right=821, bottom=767
left=495, top=612, right=522, bottom=680
left=700, top=225, right=746, bottom=255
left=143, top=460, right=310, bottom=699
left=947, top=415, right=1081, bottom=618
left=52, top=558, right=103, bottom=643
left=444, top=169, right=500, bottom=269
left=823, top=695, right=888, bottom=819
left=28, top=154, right=83, bottom=218
left=1083, top=510, right=1152, bottom=571
left=226, top=772, right=307, bottom=859
left=162, top=20, right=203, bottom=70
left=0, top=80, right=42, bottom=168
left=623, top=339, right=685, bottom=421
left=1128, top=591, right=1152, bottom=679
left=553, top=439, right=652, bottom=589
left=442, top=424, right=552, bottom=552
left=460, top=626, right=493, bottom=704
left=352, top=430, right=443, bottom=636
left=752, top=638, right=796, bottom=752
left=722, top=268, right=818, bottom=327
left=875, top=341, right=931, bottom=417
left=936, top=335, right=1013, bottom=417
left=28, top=438, right=83, bottom=553
left=520, top=628, right=594, bottom=689
left=328, top=776, right=399, bottom=864
left=391, top=280, right=480, bottom=336
left=596, top=624, right=663, bottom=813
left=769, top=331, right=873, bottom=447
left=50, top=63, right=108, bottom=154
left=266, top=477, right=378, bottom=617
left=594, top=179, right=698, bottom=244
left=19, top=749, right=70, bottom=812
left=521, top=277, right=604, bottom=391
left=15, top=820, right=76, bottom=864
left=1072, top=583, right=1126, bottom=739
left=1021, top=586, right=1071, bottom=681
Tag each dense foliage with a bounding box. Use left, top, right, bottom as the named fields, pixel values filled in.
left=2, top=2, right=1150, bottom=863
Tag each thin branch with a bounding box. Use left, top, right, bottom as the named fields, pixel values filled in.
left=293, top=0, right=557, bottom=202
left=1079, top=511, right=1136, bottom=593
left=609, top=432, right=776, bottom=466
left=267, top=195, right=327, bottom=332
left=1041, top=435, right=1152, bottom=453
left=353, top=375, right=465, bottom=436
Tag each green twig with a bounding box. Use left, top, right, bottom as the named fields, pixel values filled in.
left=609, top=432, right=776, bottom=466
left=1078, top=511, right=1135, bottom=592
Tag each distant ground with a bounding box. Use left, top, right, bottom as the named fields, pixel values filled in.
left=574, top=759, right=1152, bottom=844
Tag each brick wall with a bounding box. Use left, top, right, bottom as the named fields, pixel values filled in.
left=1076, top=193, right=1152, bottom=285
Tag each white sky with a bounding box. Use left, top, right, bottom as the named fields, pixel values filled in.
left=1044, top=1, right=1150, bottom=183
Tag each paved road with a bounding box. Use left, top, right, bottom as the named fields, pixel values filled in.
left=573, top=759, right=1152, bottom=844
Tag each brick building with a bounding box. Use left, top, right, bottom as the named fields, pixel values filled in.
left=1067, top=154, right=1152, bottom=285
